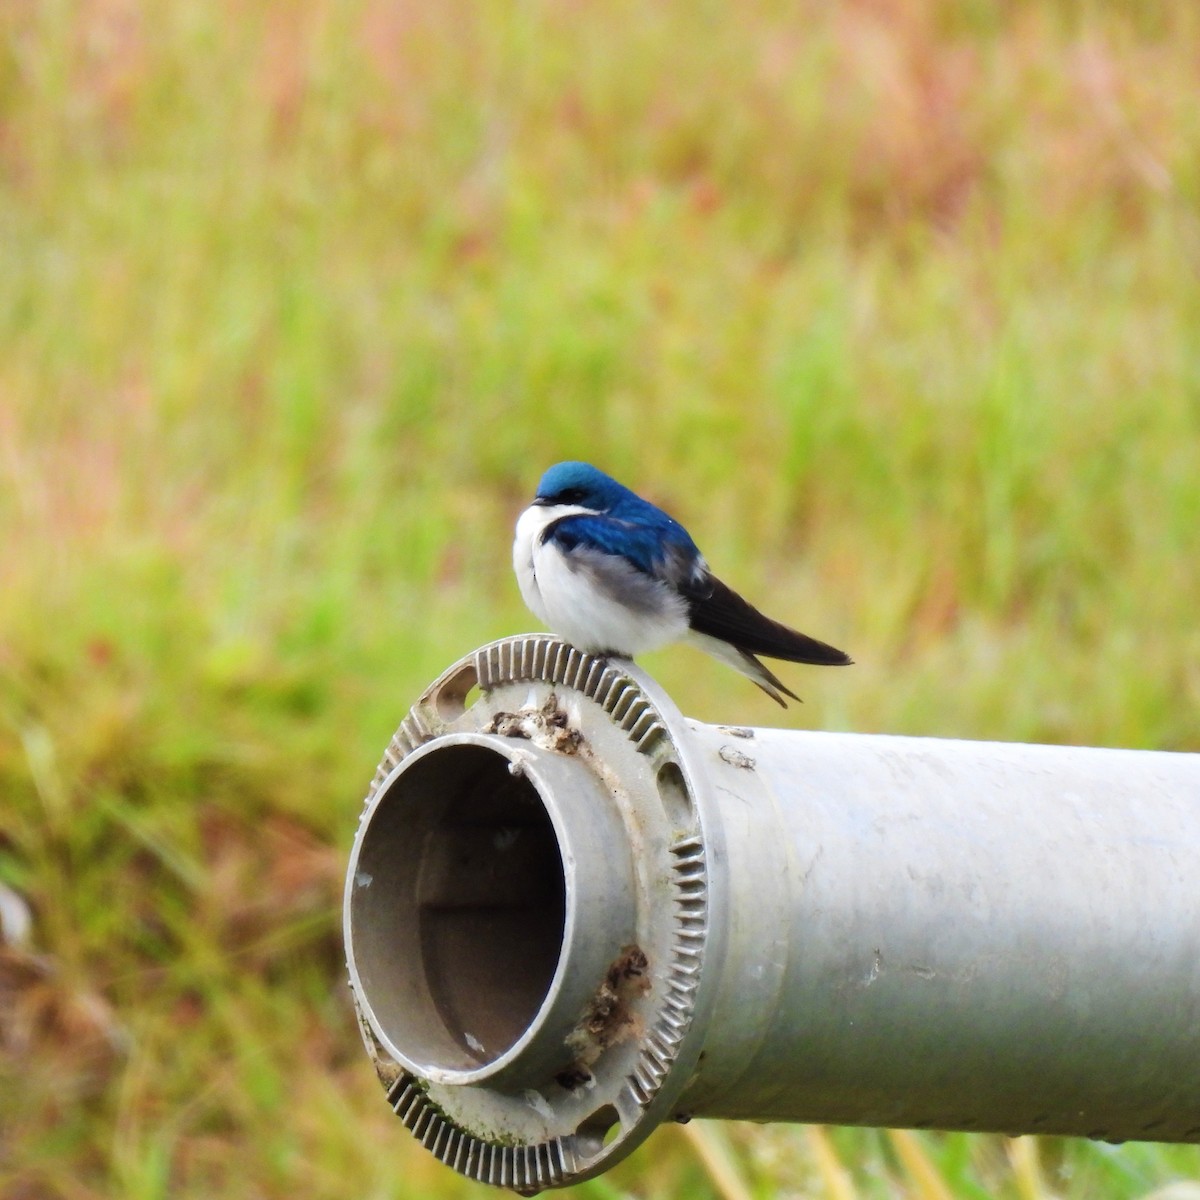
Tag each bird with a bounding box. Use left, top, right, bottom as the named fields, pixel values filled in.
left=512, top=461, right=852, bottom=706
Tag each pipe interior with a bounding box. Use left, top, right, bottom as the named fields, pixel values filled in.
left=350, top=743, right=566, bottom=1073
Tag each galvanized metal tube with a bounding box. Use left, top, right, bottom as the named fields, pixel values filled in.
left=344, top=635, right=1200, bottom=1193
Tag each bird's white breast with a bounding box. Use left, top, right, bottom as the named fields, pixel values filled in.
left=512, top=503, right=569, bottom=626
left=512, top=503, right=688, bottom=656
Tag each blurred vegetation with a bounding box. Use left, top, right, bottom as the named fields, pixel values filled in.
left=1, top=0, right=1198, bottom=1196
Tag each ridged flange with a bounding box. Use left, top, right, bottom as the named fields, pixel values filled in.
left=350, top=635, right=710, bottom=1192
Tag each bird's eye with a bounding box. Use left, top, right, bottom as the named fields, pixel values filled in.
left=558, top=487, right=585, bottom=504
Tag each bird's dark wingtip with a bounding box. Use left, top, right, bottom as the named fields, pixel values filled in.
left=688, top=576, right=853, bottom=668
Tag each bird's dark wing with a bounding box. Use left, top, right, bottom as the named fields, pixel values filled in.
left=683, top=573, right=852, bottom=666
left=544, top=513, right=702, bottom=582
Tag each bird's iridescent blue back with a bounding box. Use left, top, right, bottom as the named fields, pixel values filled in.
left=535, top=462, right=701, bottom=578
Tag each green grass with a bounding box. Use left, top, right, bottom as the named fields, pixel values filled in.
left=2, top=1, right=1199, bottom=1196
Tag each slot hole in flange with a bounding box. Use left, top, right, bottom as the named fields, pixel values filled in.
left=574, top=1103, right=621, bottom=1157
left=433, top=663, right=481, bottom=722
left=656, top=760, right=693, bottom=832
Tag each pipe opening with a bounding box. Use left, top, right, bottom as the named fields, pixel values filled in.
left=349, top=742, right=566, bottom=1075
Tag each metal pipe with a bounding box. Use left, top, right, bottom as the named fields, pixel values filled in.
left=344, top=635, right=1200, bottom=1193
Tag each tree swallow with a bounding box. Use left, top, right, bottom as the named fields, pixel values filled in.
left=513, top=461, right=852, bottom=706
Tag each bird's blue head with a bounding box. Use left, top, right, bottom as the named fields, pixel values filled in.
left=532, top=462, right=632, bottom=512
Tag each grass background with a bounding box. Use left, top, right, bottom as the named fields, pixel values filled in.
left=2, top=0, right=1199, bottom=1196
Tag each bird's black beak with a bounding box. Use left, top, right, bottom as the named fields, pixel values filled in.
left=531, top=496, right=551, bottom=506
